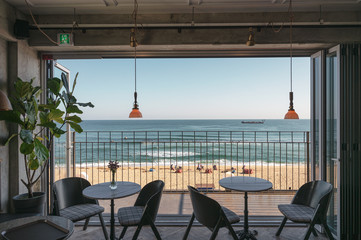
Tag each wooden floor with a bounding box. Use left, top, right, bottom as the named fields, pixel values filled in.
left=73, top=192, right=330, bottom=240
left=98, top=192, right=294, bottom=216
left=69, top=225, right=329, bottom=240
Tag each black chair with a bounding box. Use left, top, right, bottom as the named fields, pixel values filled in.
left=276, top=180, right=334, bottom=240
left=53, top=177, right=108, bottom=240
left=117, top=180, right=164, bottom=240
left=183, top=186, right=240, bottom=240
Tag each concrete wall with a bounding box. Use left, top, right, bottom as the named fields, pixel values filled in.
left=0, top=37, right=10, bottom=212
left=0, top=0, right=41, bottom=212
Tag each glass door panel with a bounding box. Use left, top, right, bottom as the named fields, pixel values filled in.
left=325, top=47, right=340, bottom=235
left=311, top=52, right=322, bottom=180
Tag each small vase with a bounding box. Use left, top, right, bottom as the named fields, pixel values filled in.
left=109, top=171, right=117, bottom=190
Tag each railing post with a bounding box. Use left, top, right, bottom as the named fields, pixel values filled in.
left=72, top=131, right=76, bottom=177
left=306, top=132, right=310, bottom=182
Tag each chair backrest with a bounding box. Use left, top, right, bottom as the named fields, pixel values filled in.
left=188, top=186, right=222, bottom=229
left=135, top=180, right=164, bottom=207
left=292, top=181, right=333, bottom=211
left=53, top=177, right=95, bottom=212
left=138, top=180, right=165, bottom=224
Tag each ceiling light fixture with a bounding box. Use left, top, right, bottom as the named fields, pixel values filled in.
left=129, top=0, right=142, bottom=118
left=0, top=90, right=12, bottom=111
left=246, top=27, right=255, bottom=46
left=284, top=0, right=299, bottom=120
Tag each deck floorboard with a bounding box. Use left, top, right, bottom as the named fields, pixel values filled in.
left=99, top=192, right=294, bottom=216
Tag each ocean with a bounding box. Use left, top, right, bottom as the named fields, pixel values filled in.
left=79, top=119, right=310, bottom=132
left=55, top=119, right=310, bottom=166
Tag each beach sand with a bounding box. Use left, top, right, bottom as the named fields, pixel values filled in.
left=54, top=163, right=308, bottom=191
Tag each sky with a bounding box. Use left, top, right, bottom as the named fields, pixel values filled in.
left=55, top=57, right=310, bottom=120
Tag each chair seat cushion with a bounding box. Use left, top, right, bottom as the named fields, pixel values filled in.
left=221, top=206, right=240, bottom=224
left=118, top=206, right=145, bottom=226
left=59, top=203, right=104, bottom=222
left=278, top=204, right=315, bottom=223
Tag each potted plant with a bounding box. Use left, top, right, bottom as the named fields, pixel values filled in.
left=0, top=73, right=93, bottom=213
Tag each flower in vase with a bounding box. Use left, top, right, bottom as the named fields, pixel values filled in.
left=108, top=160, right=120, bottom=173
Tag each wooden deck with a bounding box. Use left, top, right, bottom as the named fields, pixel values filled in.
left=69, top=225, right=328, bottom=240
left=73, top=192, right=326, bottom=240
left=99, top=192, right=294, bottom=216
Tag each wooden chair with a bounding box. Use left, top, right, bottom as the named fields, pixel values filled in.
left=183, top=186, right=240, bottom=240
left=117, top=180, right=164, bottom=240
left=276, top=180, right=334, bottom=240
left=53, top=177, right=108, bottom=240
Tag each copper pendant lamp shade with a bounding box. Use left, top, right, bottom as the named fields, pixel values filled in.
left=0, top=90, right=12, bottom=111
left=284, top=92, right=299, bottom=119
left=129, top=92, right=142, bottom=118
left=285, top=109, right=299, bottom=119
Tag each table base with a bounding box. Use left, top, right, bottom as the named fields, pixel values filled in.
left=237, top=229, right=258, bottom=240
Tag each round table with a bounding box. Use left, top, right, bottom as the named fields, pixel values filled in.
left=83, top=181, right=141, bottom=240
left=0, top=215, right=74, bottom=240
left=219, top=176, right=272, bottom=240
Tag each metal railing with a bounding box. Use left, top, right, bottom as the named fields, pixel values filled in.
left=54, top=131, right=310, bottom=192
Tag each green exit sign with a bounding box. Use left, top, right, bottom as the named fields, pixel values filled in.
left=57, top=33, right=73, bottom=46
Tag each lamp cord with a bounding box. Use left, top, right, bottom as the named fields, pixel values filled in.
left=289, top=0, right=293, bottom=93
left=135, top=44, right=137, bottom=92
left=25, top=0, right=58, bottom=46
left=133, top=0, right=138, bottom=93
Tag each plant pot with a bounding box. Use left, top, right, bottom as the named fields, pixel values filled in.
left=12, top=192, right=45, bottom=214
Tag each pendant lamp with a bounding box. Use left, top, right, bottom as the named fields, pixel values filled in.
left=0, top=90, right=12, bottom=111
left=129, top=0, right=142, bottom=118
left=246, top=27, right=255, bottom=46
left=284, top=0, right=299, bottom=120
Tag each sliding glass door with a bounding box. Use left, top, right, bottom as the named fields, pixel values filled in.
left=311, top=46, right=340, bottom=238
left=325, top=46, right=340, bottom=235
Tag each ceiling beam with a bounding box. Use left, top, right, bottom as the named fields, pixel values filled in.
left=32, top=12, right=361, bottom=26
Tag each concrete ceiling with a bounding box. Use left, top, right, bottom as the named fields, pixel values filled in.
left=6, top=0, right=361, bottom=15
left=5, top=0, right=361, bottom=58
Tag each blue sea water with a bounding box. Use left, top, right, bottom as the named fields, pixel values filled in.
left=79, top=119, right=310, bottom=132
left=55, top=119, right=310, bottom=166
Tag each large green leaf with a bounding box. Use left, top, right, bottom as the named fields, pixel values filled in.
left=32, top=86, right=42, bottom=98
left=68, top=95, right=77, bottom=104
left=49, top=109, right=64, bottom=124
left=34, top=139, right=49, bottom=161
left=39, top=112, right=49, bottom=124
left=71, top=72, right=78, bottom=95
left=9, top=97, right=26, bottom=115
left=15, top=79, right=32, bottom=99
left=38, top=103, right=57, bottom=110
left=66, top=115, right=82, bottom=123
left=20, top=129, right=33, bottom=144
left=20, top=142, right=34, bottom=155
left=51, top=127, right=66, bottom=138
left=24, top=102, right=36, bottom=126
left=0, top=111, right=24, bottom=125
left=28, top=153, right=39, bottom=170
left=66, top=105, right=83, bottom=114
left=5, top=133, right=18, bottom=145
left=38, top=122, right=57, bottom=129
left=69, top=122, right=83, bottom=133
left=47, top=78, right=62, bottom=95
left=61, top=72, right=70, bottom=95
left=76, top=102, right=94, bottom=108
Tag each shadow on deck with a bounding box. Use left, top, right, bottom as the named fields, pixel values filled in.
left=95, top=192, right=296, bottom=227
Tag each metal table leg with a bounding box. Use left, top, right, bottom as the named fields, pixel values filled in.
left=110, top=199, right=115, bottom=240
left=238, top=192, right=258, bottom=240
